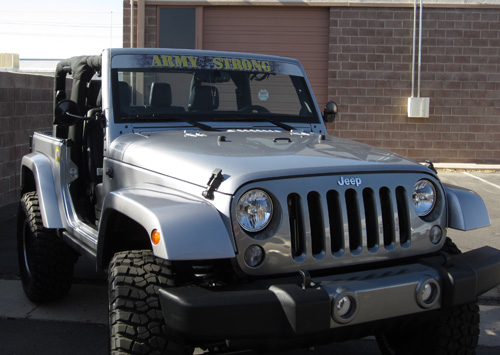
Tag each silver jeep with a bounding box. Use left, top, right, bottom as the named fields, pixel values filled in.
left=18, top=48, right=500, bottom=354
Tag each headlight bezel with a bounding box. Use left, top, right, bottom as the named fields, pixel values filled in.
left=412, top=178, right=443, bottom=221
left=236, top=189, right=274, bottom=233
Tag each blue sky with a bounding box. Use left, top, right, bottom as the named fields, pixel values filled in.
left=0, top=0, right=123, bottom=59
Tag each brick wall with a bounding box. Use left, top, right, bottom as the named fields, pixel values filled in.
left=328, top=7, right=500, bottom=163
left=0, top=72, right=53, bottom=207
left=123, top=1, right=157, bottom=48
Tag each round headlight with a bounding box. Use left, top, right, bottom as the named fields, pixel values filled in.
left=412, top=179, right=436, bottom=217
left=237, top=189, right=273, bottom=232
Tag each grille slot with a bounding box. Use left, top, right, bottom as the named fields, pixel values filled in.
left=327, top=190, right=343, bottom=255
left=287, top=185, right=411, bottom=260
left=345, top=189, right=362, bottom=253
left=363, top=188, right=378, bottom=251
left=379, top=187, right=395, bottom=248
left=307, top=191, right=325, bottom=257
left=288, top=193, right=305, bottom=258
left=396, top=187, right=411, bottom=246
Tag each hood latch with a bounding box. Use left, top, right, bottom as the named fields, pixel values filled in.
left=202, top=168, right=224, bottom=200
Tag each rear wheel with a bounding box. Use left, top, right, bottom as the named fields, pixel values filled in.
left=108, top=250, right=192, bottom=355
left=17, top=191, right=78, bottom=303
left=376, top=238, right=480, bottom=355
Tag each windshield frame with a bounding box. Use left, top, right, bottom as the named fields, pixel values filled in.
left=110, top=52, right=322, bottom=126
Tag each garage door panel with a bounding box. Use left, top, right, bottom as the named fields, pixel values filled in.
left=203, top=6, right=329, bottom=108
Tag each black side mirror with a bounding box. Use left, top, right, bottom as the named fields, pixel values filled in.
left=54, top=100, right=85, bottom=126
left=323, top=101, right=338, bottom=122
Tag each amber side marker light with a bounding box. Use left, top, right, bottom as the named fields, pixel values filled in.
left=151, top=229, right=161, bottom=245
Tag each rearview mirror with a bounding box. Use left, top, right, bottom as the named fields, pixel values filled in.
left=323, top=101, right=338, bottom=123
left=54, top=100, right=85, bottom=126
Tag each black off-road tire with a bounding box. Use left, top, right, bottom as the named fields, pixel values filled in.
left=17, top=191, right=79, bottom=303
left=376, top=237, right=480, bottom=355
left=108, top=250, right=191, bottom=355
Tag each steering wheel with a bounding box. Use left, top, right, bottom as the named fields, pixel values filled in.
left=239, top=105, right=270, bottom=113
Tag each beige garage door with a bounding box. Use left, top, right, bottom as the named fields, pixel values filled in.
left=203, top=6, right=329, bottom=108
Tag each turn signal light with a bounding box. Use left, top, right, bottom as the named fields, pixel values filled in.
left=151, top=229, right=161, bottom=245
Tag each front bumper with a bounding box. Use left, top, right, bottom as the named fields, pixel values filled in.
left=159, top=246, right=500, bottom=339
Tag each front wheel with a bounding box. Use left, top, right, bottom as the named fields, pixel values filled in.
left=376, top=302, right=479, bottom=355
left=108, top=250, right=192, bottom=355
left=376, top=238, right=480, bottom=355
left=17, top=192, right=78, bottom=303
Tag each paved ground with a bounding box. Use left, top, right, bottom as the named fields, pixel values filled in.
left=0, top=170, right=499, bottom=354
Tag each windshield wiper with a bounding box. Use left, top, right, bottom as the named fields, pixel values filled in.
left=260, top=118, right=296, bottom=132
left=122, top=114, right=217, bottom=131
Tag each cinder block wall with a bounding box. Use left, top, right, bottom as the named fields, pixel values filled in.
left=0, top=72, right=53, bottom=207
left=328, top=7, right=500, bottom=163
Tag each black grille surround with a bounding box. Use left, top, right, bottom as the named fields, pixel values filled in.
left=232, top=172, right=447, bottom=276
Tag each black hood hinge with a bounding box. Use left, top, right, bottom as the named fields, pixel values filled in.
left=202, top=169, right=225, bottom=200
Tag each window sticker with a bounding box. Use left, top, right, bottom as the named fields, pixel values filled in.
left=258, top=89, right=270, bottom=102
left=151, top=55, right=272, bottom=73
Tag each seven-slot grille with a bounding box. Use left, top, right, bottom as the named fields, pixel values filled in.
left=287, top=185, right=411, bottom=260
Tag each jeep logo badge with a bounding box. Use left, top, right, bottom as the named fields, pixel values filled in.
left=337, top=176, right=362, bottom=187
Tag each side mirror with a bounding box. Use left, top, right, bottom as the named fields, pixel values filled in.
left=54, top=100, right=85, bottom=126
left=323, top=101, right=338, bottom=122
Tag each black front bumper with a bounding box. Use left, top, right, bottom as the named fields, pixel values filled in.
left=159, top=246, right=500, bottom=340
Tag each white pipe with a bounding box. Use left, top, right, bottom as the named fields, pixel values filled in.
left=417, top=0, right=423, bottom=98
left=411, top=0, right=416, bottom=98
left=130, top=0, right=134, bottom=48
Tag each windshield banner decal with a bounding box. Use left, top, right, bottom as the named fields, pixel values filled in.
left=151, top=54, right=272, bottom=73
left=112, top=53, right=302, bottom=76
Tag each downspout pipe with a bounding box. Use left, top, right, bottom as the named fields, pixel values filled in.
left=130, top=0, right=134, bottom=48
left=411, top=0, right=416, bottom=98
left=418, top=0, right=423, bottom=98
left=411, top=0, right=424, bottom=98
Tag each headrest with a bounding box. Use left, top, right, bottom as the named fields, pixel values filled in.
left=188, top=86, right=219, bottom=111
left=149, top=82, right=172, bottom=107
left=118, top=81, right=131, bottom=107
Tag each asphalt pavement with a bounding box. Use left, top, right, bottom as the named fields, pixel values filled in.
left=0, top=169, right=499, bottom=354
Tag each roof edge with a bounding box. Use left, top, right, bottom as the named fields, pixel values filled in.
left=145, top=0, right=500, bottom=8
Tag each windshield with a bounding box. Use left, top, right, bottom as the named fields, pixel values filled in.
left=111, top=53, right=319, bottom=125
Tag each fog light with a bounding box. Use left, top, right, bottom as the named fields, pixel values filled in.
left=429, top=225, right=443, bottom=245
left=332, top=290, right=358, bottom=324
left=416, top=279, right=440, bottom=309
left=244, top=245, right=264, bottom=268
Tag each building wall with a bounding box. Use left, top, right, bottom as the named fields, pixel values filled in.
left=125, top=2, right=500, bottom=164
left=0, top=72, right=53, bottom=207
left=202, top=6, right=329, bottom=110
left=329, top=7, right=500, bottom=163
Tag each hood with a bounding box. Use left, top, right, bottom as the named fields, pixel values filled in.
left=109, top=130, right=429, bottom=194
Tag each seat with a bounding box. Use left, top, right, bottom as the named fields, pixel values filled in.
left=150, top=82, right=172, bottom=107
left=188, top=86, right=219, bottom=111
left=86, top=80, right=102, bottom=111
left=118, top=81, right=131, bottom=109
left=149, top=82, right=185, bottom=112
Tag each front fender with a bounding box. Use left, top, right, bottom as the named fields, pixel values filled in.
left=21, top=153, right=63, bottom=228
left=444, top=183, right=491, bottom=231
left=98, top=187, right=235, bottom=261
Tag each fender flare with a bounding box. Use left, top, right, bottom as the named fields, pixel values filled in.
left=20, top=153, right=64, bottom=228
left=444, top=183, right=491, bottom=231
left=97, top=187, right=235, bottom=264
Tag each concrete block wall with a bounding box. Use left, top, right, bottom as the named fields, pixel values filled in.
left=328, top=7, right=500, bottom=163
left=0, top=72, right=53, bottom=207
